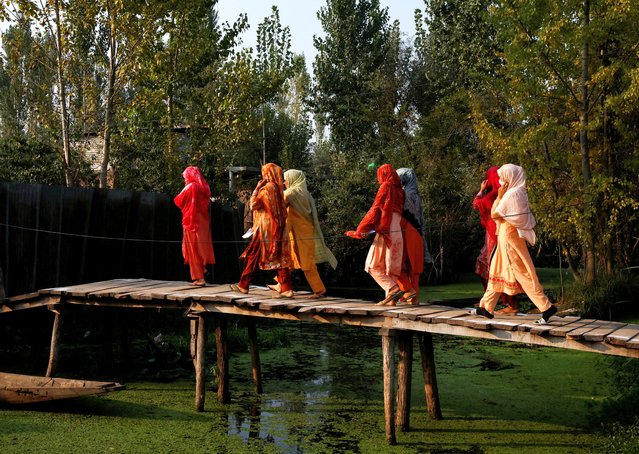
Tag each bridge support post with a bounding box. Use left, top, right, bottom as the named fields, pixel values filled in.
left=247, top=318, right=262, bottom=394
left=195, top=315, right=207, bottom=412
left=396, top=331, right=413, bottom=431
left=419, top=332, right=442, bottom=420
left=46, top=305, right=62, bottom=377
left=215, top=314, right=230, bottom=404
left=380, top=328, right=397, bottom=445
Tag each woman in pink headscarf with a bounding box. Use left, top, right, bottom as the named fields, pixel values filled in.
left=174, top=166, right=215, bottom=286
left=470, top=164, right=557, bottom=324
left=346, top=163, right=410, bottom=306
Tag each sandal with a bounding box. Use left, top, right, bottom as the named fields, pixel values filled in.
left=398, top=291, right=417, bottom=303
left=267, top=283, right=281, bottom=293
left=229, top=283, right=249, bottom=294
left=377, top=286, right=402, bottom=306
left=308, top=292, right=326, bottom=300
left=191, top=280, right=206, bottom=287
left=274, top=290, right=294, bottom=299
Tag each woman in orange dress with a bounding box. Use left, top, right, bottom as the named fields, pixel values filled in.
left=230, top=163, right=294, bottom=297
left=470, top=164, right=557, bottom=324
left=473, top=166, right=518, bottom=314
left=174, top=166, right=215, bottom=286
left=346, top=163, right=408, bottom=306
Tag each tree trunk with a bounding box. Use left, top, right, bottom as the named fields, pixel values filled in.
left=580, top=0, right=595, bottom=285
left=100, top=12, right=118, bottom=189
left=54, top=0, right=73, bottom=187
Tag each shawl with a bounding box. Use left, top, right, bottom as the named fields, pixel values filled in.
left=356, top=163, right=404, bottom=246
left=494, top=164, right=537, bottom=245
left=397, top=167, right=432, bottom=264
left=284, top=169, right=337, bottom=269
left=472, top=166, right=500, bottom=241
left=249, top=163, right=289, bottom=263
left=174, top=166, right=211, bottom=232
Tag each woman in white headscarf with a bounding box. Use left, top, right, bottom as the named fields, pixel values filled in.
left=270, top=169, right=337, bottom=298
left=471, top=164, right=557, bottom=324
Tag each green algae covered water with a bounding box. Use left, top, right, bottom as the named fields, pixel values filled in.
left=0, top=320, right=628, bottom=453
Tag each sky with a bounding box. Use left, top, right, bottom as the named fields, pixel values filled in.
left=215, top=0, right=426, bottom=70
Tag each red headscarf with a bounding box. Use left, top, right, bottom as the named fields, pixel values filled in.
left=174, top=166, right=211, bottom=232
left=472, top=166, right=500, bottom=240
left=356, top=163, right=405, bottom=245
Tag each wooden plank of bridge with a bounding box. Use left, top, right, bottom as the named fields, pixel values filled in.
left=606, top=324, right=639, bottom=347
left=626, top=335, right=639, bottom=349
left=581, top=321, right=628, bottom=342
left=529, top=316, right=583, bottom=336
left=547, top=318, right=597, bottom=337
left=384, top=305, right=450, bottom=320
left=165, top=285, right=245, bottom=303
left=565, top=320, right=624, bottom=341
left=90, top=280, right=175, bottom=298
left=485, top=314, right=546, bottom=331
left=41, top=279, right=146, bottom=296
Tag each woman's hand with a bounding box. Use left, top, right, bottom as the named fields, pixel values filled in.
left=345, top=230, right=365, bottom=239
left=497, top=181, right=509, bottom=198
left=479, top=179, right=488, bottom=193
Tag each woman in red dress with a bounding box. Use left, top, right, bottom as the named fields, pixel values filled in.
left=174, top=166, right=215, bottom=286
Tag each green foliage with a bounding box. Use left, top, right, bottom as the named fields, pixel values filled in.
left=0, top=137, right=64, bottom=184
left=565, top=270, right=639, bottom=320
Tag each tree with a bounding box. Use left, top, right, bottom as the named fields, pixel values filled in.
left=472, top=0, right=639, bottom=282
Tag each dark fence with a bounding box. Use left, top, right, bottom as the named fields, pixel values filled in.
left=0, top=181, right=244, bottom=298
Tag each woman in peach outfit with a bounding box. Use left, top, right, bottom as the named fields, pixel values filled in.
left=346, top=163, right=408, bottom=306
left=471, top=164, right=557, bottom=324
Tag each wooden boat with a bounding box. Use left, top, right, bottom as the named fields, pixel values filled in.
left=0, top=372, right=125, bottom=404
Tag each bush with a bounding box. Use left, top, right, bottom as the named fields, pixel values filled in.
left=565, top=270, right=639, bottom=320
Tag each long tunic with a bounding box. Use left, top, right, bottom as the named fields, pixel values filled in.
left=286, top=206, right=316, bottom=271
left=174, top=182, right=215, bottom=269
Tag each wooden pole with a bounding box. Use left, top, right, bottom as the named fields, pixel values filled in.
left=419, top=332, right=442, bottom=420
left=380, top=328, right=396, bottom=445
left=46, top=307, right=62, bottom=377
left=215, top=314, right=230, bottom=404
left=247, top=318, right=263, bottom=394
left=190, top=319, right=197, bottom=368
left=195, top=315, right=207, bottom=412
left=396, top=331, right=413, bottom=431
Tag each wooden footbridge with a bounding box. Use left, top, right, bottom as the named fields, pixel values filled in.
left=2, top=278, right=639, bottom=445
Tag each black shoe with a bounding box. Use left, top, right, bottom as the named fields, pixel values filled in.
left=542, top=305, right=557, bottom=322
left=468, top=307, right=494, bottom=319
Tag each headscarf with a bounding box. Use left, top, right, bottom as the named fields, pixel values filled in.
left=284, top=169, right=337, bottom=269
left=473, top=166, right=500, bottom=229
left=396, top=168, right=424, bottom=231
left=494, top=164, right=537, bottom=245
left=174, top=166, right=211, bottom=232
left=397, top=167, right=432, bottom=264
left=356, top=163, right=404, bottom=245
left=249, top=163, right=289, bottom=264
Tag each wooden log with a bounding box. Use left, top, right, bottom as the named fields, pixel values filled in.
left=215, top=314, right=230, bottom=404
left=418, top=332, right=442, bottom=420
left=380, top=328, right=396, bottom=445
left=46, top=307, right=62, bottom=377
left=247, top=318, right=263, bottom=394
left=195, top=316, right=207, bottom=412
left=396, top=331, right=413, bottom=432
left=190, top=319, right=197, bottom=368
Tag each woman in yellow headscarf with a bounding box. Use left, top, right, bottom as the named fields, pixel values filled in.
left=270, top=169, right=337, bottom=298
